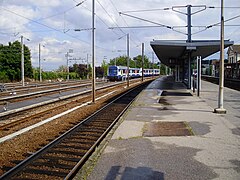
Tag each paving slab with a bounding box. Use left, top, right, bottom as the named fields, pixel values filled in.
left=86, top=76, right=240, bottom=180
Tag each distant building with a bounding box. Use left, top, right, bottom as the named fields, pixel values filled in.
left=212, top=60, right=220, bottom=77
left=201, top=45, right=240, bottom=79
left=201, top=59, right=218, bottom=76
left=201, top=60, right=211, bottom=75
left=227, top=45, right=240, bottom=63
left=226, top=45, right=240, bottom=79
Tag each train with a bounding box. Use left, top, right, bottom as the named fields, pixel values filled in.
left=107, top=65, right=160, bottom=81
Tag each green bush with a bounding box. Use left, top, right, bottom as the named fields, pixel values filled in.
left=0, top=71, right=9, bottom=83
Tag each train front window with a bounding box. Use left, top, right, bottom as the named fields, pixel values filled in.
left=109, top=67, right=118, bottom=75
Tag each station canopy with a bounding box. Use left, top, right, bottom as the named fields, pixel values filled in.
left=150, top=40, right=234, bottom=67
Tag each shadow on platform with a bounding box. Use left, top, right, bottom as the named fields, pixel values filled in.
left=105, top=166, right=164, bottom=180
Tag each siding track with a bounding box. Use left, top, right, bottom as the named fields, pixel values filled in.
left=0, top=82, right=149, bottom=180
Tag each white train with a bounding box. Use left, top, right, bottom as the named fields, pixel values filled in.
left=107, top=65, right=160, bottom=81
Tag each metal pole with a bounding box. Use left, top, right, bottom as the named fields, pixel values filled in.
left=39, top=43, right=42, bottom=82
left=177, top=65, right=180, bottom=81
left=159, top=62, right=161, bottom=77
left=92, top=0, right=96, bottom=102
left=87, top=53, right=89, bottom=79
left=215, top=0, right=226, bottom=114
left=187, top=5, right=192, bottom=88
left=188, top=52, right=191, bottom=89
left=197, top=56, right=201, bottom=96
left=67, top=52, right=69, bottom=81
left=187, top=5, right=192, bottom=42
left=175, top=65, right=177, bottom=82
left=141, top=43, right=144, bottom=82
left=152, top=52, right=154, bottom=78
left=236, top=52, right=239, bottom=78
left=127, top=33, right=129, bottom=87
left=21, top=36, right=25, bottom=86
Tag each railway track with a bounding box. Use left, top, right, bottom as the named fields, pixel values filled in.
left=0, top=83, right=123, bottom=138
left=0, top=81, right=102, bottom=102
left=0, top=81, right=149, bottom=179
left=202, top=75, right=240, bottom=91
left=0, top=80, right=92, bottom=97
left=0, top=81, right=121, bottom=118
left=0, top=78, right=151, bottom=118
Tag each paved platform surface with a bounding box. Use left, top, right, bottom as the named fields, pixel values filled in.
left=87, top=76, right=240, bottom=180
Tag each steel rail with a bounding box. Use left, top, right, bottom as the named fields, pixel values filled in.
left=0, top=81, right=149, bottom=179
left=201, top=75, right=240, bottom=91
left=0, top=80, right=91, bottom=92
left=0, top=81, right=123, bottom=118
left=0, top=82, right=97, bottom=102
left=0, top=80, right=91, bottom=96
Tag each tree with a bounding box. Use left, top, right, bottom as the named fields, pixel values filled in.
left=0, top=41, right=33, bottom=82
left=109, top=56, right=130, bottom=66
left=132, top=55, right=151, bottom=68
left=0, top=70, right=8, bottom=82
left=57, top=65, right=67, bottom=72
left=108, top=54, right=164, bottom=69
left=101, top=60, right=108, bottom=77
left=96, top=66, right=104, bottom=77
left=69, top=63, right=88, bottom=79
left=160, top=64, right=167, bottom=75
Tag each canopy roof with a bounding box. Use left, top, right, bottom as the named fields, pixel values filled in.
left=150, top=40, right=234, bottom=67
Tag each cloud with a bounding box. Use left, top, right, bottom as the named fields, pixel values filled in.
left=5, top=0, right=62, bottom=8
left=0, top=5, right=38, bottom=34
left=1, top=0, right=239, bottom=70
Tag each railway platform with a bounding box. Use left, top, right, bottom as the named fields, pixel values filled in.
left=83, top=76, right=240, bottom=180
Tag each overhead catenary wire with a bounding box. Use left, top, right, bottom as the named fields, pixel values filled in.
left=2, top=2, right=239, bottom=63
left=81, top=0, right=141, bottom=53
left=119, top=12, right=171, bottom=29
left=80, top=4, right=122, bottom=37
left=0, top=1, right=86, bottom=32
left=117, top=6, right=240, bottom=37
left=108, top=0, right=142, bottom=47
left=206, top=14, right=240, bottom=28
left=117, top=11, right=175, bottom=43
left=40, top=0, right=87, bottom=21
left=2, top=7, right=90, bottom=44
left=1, top=6, right=114, bottom=52
left=108, top=0, right=131, bottom=31
left=121, top=7, right=171, bottom=13
left=207, top=6, right=240, bottom=9
left=96, top=0, right=125, bottom=35
left=121, top=6, right=240, bottom=13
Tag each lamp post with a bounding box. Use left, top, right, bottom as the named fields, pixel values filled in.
left=127, top=33, right=130, bottom=87
left=214, top=0, right=226, bottom=114
left=39, top=43, right=45, bottom=82
left=20, top=35, right=30, bottom=86
left=152, top=51, right=154, bottom=78
left=86, top=53, right=91, bottom=79
left=66, top=49, right=73, bottom=81
left=92, top=0, right=96, bottom=103
left=118, top=33, right=130, bottom=87
left=21, top=36, right=24, bottom=86
left=103, top=56, right=107, bottom=79
left=66, top=52, right=69, bottom=81
left=141, top=43, right=144, bottom=82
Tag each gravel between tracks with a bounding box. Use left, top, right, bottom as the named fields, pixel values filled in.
left=0, top=82, right=139, bottom=175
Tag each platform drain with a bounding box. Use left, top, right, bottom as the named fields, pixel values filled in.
left=143, top=122, right=193, bottom=137
left=162, top=91, right=192, bottom=96
left=158, top=98, right=171, bottom=105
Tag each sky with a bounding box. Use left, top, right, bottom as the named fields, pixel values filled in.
left=0, top=0, right=240, bottom=71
